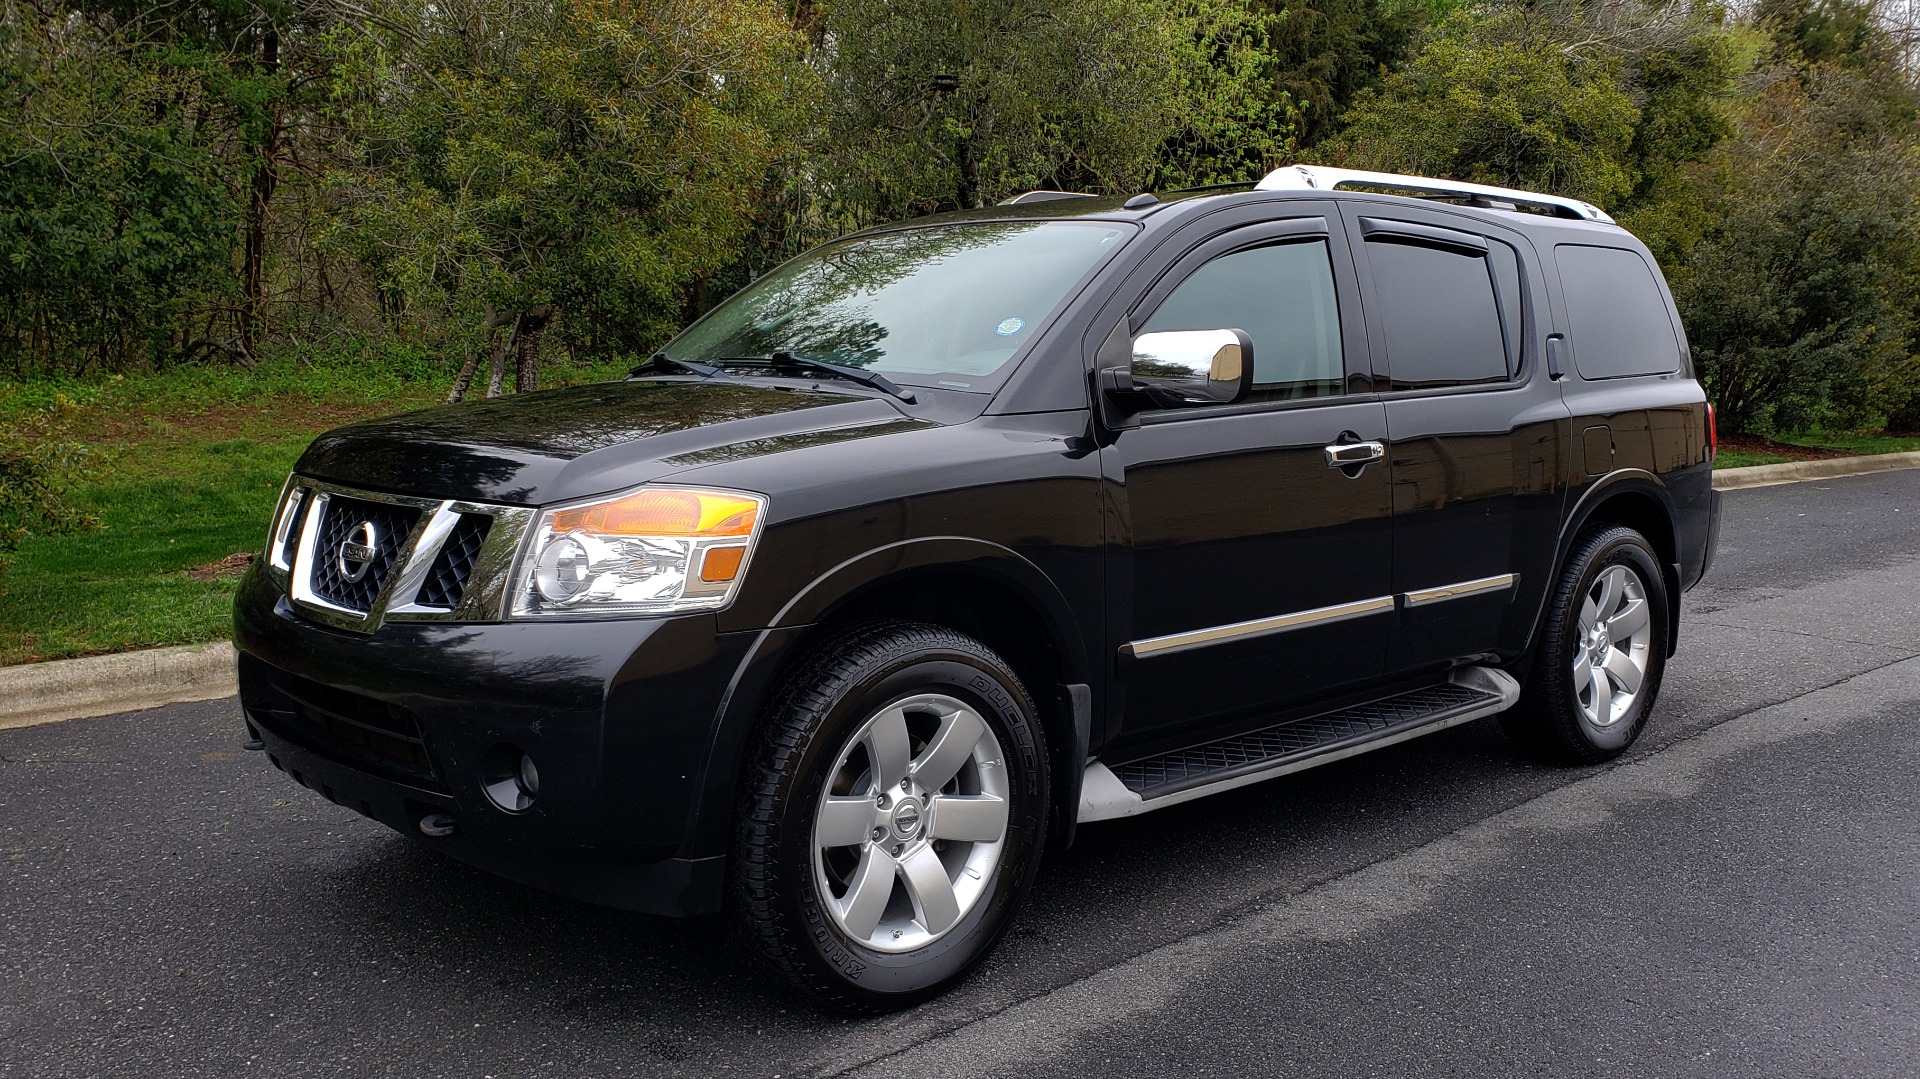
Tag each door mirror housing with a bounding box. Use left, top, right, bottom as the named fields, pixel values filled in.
left=1106, top=329, right=1255, bottom=412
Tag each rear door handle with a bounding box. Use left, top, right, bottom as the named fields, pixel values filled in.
left=1325, top=440, right=1385, bottom=468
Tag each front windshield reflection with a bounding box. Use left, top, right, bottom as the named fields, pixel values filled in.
left=667, top=222, right=1128, bottom=391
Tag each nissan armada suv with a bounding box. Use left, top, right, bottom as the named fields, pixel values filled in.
left=234, top=166, right=1721, bottom=1011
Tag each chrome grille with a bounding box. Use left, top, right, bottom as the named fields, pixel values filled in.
left=281, top=477, right=535, bottom=633
left=308, top=496, right=421, bottom=612
left=415, top=513, right=491, bottom=609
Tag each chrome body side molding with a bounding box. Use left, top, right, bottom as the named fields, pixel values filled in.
left=1403, top=573, right=1519, bottom=608
left=1120, top=595, right=1396, bottom=659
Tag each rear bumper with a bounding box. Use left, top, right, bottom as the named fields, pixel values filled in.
left=232, top=565, right=755, bottom=915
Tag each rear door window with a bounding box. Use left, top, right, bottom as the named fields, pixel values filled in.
left=1555, top=244, right=1682, bottom=379
left=1363, top=229, right=1510, bottom=390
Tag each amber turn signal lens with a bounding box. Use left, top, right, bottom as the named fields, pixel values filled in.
left=699, top=545, right=748, bottom=583
left=549, top=489, right=760, bottom=537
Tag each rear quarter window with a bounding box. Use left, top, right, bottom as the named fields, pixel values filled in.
left=1555, top=244, right=1682, bottom=380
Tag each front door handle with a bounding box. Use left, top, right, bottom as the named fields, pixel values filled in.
left=1324, top=440, right=1385, bottom=469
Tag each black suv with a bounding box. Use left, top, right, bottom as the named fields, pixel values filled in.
left=234, top=166, right=1720, bottom=1011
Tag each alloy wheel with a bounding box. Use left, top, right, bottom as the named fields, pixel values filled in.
left=811, top=693, right=1010, bottom=954
left=1572, top=563, right=1654, bottom=728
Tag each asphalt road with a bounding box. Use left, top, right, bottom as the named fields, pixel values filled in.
left=4, top=470, right=1918, bottom=1078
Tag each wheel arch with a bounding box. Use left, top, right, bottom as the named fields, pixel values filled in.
left=685, top=538, right=1095, bottom=862
left=1528, top=470, right=1683, bottom=669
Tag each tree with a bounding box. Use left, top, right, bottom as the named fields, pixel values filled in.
left=1633, top=66, right=1920, bottom=433
left=0, top=3, right=237, bottom=375
left=323, top=0, right=815, bottom=397
left=1327, top=12, right=1641, bottom=206
left=816, top=0, right=1293, bottom=218
left=1254, top=0, right=1418, bottom=149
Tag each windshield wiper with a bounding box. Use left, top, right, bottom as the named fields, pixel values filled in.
left=713, top=352, right=917, bottom=404
left=630, top=353, right=730, bottom=379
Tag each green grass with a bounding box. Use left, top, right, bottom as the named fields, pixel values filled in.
left=1712, top=449, right=1794, bottom=469
left=1777, top=430, right=1920, bottom=456
left=0, top=349, right=633, bottom=665
left=0, top=436, right=304, bottom=664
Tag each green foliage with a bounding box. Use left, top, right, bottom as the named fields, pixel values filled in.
left=4, top=0, right=1920, bottom=453
left=1256, top=0, right=1420, bottom=148
left=817, top=0, right=1293, bottom=216
left=0, top=390, right=100, bottom=584
left=1327, top=15, right=1641, bottom=205
left=0, top=4, right=237, bottom=375
left=323, top=0, right=816, bottom=386
left=1637, top=65, right=1920, bottom=434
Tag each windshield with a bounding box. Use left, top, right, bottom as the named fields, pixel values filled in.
left=666, top=221, right=1130, bottom=392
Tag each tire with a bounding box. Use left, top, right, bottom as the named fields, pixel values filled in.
left=1503, top=525, right=1669, bottom=764
left=733, top=621, right=1049, bottom=1012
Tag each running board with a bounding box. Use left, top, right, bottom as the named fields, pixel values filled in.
left=1077, top=666, right=1519, bottom=823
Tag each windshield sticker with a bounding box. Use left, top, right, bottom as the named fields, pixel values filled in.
left=995, top=317, right=1025, bottom=336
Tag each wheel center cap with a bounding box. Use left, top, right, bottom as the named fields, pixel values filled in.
left=891, top=801, right=922, bottom=839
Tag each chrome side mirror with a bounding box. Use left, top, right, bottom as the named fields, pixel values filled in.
left=1117, top=329, right=1255, bottom=410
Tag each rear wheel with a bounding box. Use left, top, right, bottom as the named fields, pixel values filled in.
left=734, top=622, right=1048, bottom=1012
left=1504, top=525, right=1669, bottom=763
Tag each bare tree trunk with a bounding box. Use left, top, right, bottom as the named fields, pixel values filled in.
left=240, top=28, right=282, bottom=357
left=486, top=312, right=520, bottom=397
left=448, top=305, right=507, bottom=403
left=512, top=307, right=552, bottom=393
left=681, top=276, right=710, bottom=327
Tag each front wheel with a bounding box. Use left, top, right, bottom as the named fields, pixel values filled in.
left=1503, top=525, right=1669, bottom=763
left=734, top=622, right=1048, bottom=1012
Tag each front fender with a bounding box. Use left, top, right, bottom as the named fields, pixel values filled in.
left=677, top=536, right=1093, bottom=860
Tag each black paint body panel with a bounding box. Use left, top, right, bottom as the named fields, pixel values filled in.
left=234, top=186, right=1720, bottom=916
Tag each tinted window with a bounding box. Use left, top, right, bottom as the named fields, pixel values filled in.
left=1556, top=245, right=1681, bottom=379
left=1140, top=240, right=1343, bottom=402
left=1366, top=238, right=1508, bottom=390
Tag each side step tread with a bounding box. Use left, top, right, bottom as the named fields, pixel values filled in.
left=1076, top=666, right=1520, bottom=823
left=1115, top=682, right=1495, bottom=798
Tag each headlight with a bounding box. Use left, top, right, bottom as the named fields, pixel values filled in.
left=509, top=485, right=767, bottom=619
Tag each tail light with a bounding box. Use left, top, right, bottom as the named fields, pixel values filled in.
left=1705, top=403, right=1718, bottom=462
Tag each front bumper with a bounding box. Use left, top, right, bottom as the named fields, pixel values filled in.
left=232, top=566, right=756, bottom=915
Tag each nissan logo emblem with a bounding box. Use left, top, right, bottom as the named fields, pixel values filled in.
left=337, top=521, right=379, bottom=582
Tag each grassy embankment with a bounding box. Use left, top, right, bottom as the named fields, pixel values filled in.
left=3, top=359, right=1916, bottom=666
left=0, top=353, right=627, bottom=665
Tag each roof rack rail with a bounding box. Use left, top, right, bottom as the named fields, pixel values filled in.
left=998, top=190, right=1098, bottom=206
left=1254, top=165, right=1615, bottom=225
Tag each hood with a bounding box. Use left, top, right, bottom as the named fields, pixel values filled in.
left=296, top=379, right=919, bottom=504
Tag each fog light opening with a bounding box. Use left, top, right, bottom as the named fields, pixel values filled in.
left=482, top=744, right=540, bottom=813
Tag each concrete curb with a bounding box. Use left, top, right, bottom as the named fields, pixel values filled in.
left=1713, top=449, right=1920, bottom=491
left=0, top=641, right=237, bottom=731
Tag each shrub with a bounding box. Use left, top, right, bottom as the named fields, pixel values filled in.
left=0, top=391, right=102, bottom=586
